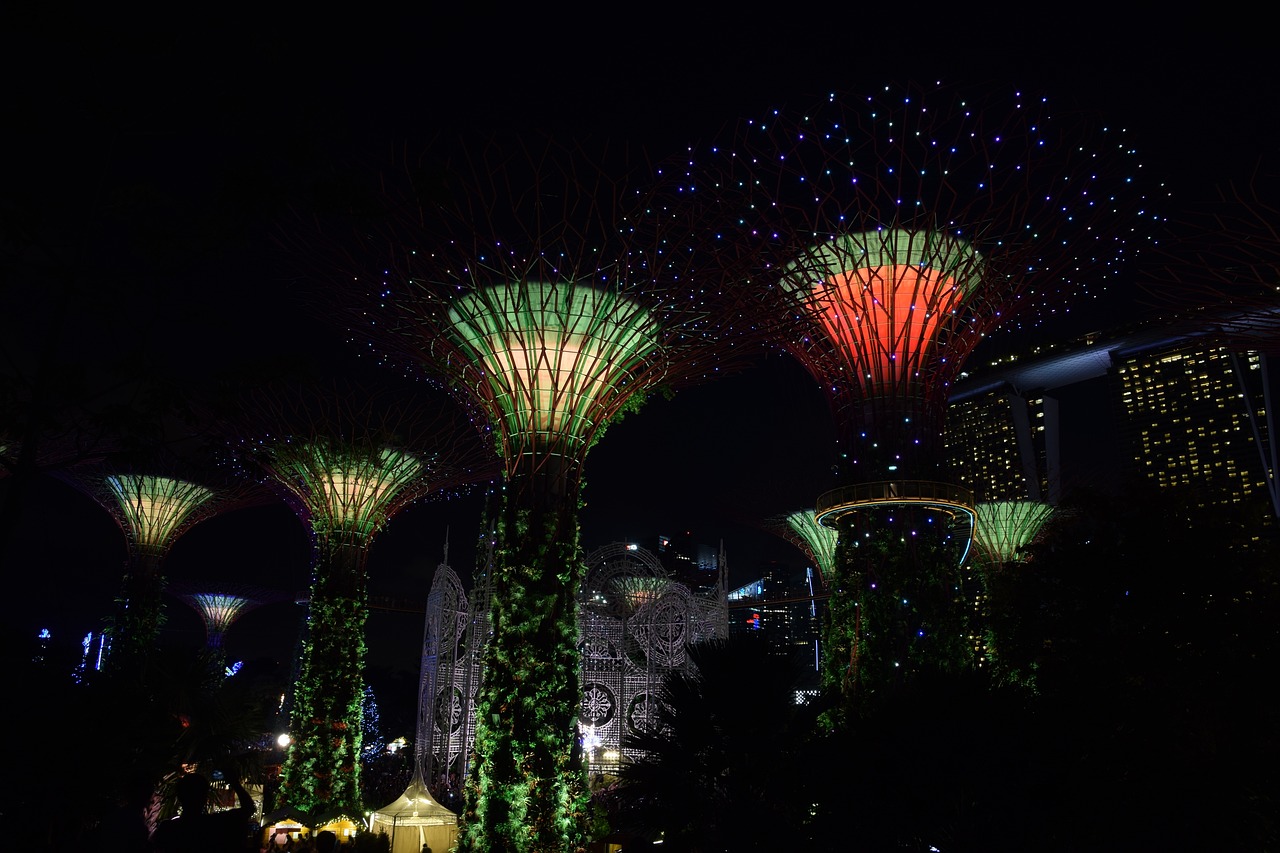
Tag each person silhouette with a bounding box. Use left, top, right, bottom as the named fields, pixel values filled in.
left=151, top=771, right=255, bottom=852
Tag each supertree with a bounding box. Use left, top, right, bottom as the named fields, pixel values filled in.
left=681, top=82, right=1158, bottom=711
left=765, top=508, right=839, bottom=586
left=167, top=580, right=287, bottom=676
left=968, top=500, right=1054, bottom=672
left=230, top=380, right=497, bottom=817
left=55, top=454, right=256, bottom=678
left=970, top=501, right=1055, bottom=570
left=334, top=137, right=759, bottom=853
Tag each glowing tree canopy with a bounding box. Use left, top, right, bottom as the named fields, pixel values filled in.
left=266, top=441, right=429, bottom=545
left=168, top=582, right=281, bottom=651
left=445, top=280, right=663, bottom=465
left=103, top=474, right=215, bottom=557
left=781, top=229, right=986, bottom=404
left=971, top=501, right=1054, bottom=567
left=683, top=81, right=1159, bottom=483
left=57, top=458, right=247, bottom=679
left=765, top=509, right=839, bottom=586
left=234, top=382, right=496, bottom=818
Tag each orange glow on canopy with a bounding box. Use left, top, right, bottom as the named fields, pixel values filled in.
left=782, top=230, right=986, bottom=400
left=813, top=264, right=964, bottom=394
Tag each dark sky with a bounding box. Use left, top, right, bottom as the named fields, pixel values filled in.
left=5, top=9, right=1278, bottom=684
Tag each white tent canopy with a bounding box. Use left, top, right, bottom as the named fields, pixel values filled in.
left=369, top=774, right=459, bottom=853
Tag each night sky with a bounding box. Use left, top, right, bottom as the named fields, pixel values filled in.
left=4, top=9, right=1277, bottom=689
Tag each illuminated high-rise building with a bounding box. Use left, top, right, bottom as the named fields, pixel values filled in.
left=945, top=388, right=1060, bottom=503
left=1113, top=342, right=1275, bottom=515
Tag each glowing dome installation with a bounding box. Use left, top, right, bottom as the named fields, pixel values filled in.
left=236, top=384, right=496, bottom=817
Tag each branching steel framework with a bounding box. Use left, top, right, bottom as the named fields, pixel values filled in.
left=343, top=138, right=760, bottom=853
left=167, top=581, right=284, bottom=650
left=233, top=383, right=496, bottom=817
left=59, top=461, right=248, bottom=677
left=765, top=509, right=839, bottom=586
left=682, top=82, right=1157, bottom=708
left=971, top=500, right=1055, bottom=569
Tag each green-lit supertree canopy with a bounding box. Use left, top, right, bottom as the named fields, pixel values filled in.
left=971, top=501, right=1054, bottom=568
left=234, top=382, right=496, bottom=817
left=445, top=280, right=663, bottom=483
left=58, top=461, right=245, bottom=677
left=767, top=508, right=840, bottom=587
left=167, top=581, right=284, bottom=651
left=674, top=82, right=1160, bottom=711
left=336, top=138, right=758, bottom=853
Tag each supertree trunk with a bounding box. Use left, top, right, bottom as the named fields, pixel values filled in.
left=460, top=468, right=592, bottom=853
left=279, top=534, right=370, bottom=815
left=824, top=506, right=975, bottom=717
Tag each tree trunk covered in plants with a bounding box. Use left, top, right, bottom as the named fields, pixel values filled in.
left=279, top=535, right=369, bottom=815
left=822, top=505, right=976, bottom=721
left=459, top=466, right=593, bottom=853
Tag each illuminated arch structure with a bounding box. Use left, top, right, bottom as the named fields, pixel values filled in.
left=575, top=542, right=728, bottom=781
left=234, top=384, right=496, bottom=816
left=349, top=140, right=758, bottom=851
left=685, top=82, right=1158, bottom=707
left=58, top=463, right=246, bottom=677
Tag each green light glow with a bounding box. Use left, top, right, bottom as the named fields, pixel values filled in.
left=447, top=281, right=661, bottom=451
left=274, top=444, right=425, bottom=540
left=972, top=501, right=1054, bottom=565
left=103, top=474, right=215, bottom=554
left=785, top=509, right=839, bottom=581
left=187, top=593, right=253, bottom=647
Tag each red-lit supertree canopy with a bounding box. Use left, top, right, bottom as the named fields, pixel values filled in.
left=56, top=453, right=259, bottom=679
left=230, top=380, right=497, bottom=818
left=679, top=82, right=1157, bottom=709
left=334, top=137, right=760, bottom=853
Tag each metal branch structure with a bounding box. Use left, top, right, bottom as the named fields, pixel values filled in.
left=771, top=508, right=840, bottom=586
left=232, top=382, right=497, bottom=817
left=167, top=580, right=284, bottom=650
left=339, top=137, right=759, bottom=853
left=970, top=501, right=1054, bottom=569
left=681, top=82, right=1158, bottom=710
left=1142, top=175, right=1280, bottom=355
left=56, top=459, right=250, bottom=677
